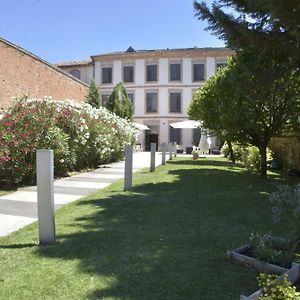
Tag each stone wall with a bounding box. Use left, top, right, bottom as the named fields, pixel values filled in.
left=269, top=133, right=300, bottom=170
left=0, top=38, right=88, bottom=110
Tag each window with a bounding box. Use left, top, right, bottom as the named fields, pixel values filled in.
left=193, top=128, right=201, bottom=145
left=170, top=63, right=181, bottom=81
left=123, top=65, right=134, bottom=83
left=170, top=127, right=181, bottom=144
left=169, top=92, right=181, bottom=113
left=193, top=63, right=205, bottom=81
left=69, top=69, right=81, bottom=79
left=102, top=67, right=112, bottom=84
left=146, top=92, right=158, bottom=113
left=101, top=94, right=110, bottom=107
left=128, top=92, right=135, bottom=112
left=216, top=62, right=227, bottom=70
left=146, top=64, right=158, bottom=82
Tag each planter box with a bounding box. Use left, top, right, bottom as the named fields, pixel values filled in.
left=240, top=263, right=300, bottom=300
left=227, top=244, right=288, bottom=274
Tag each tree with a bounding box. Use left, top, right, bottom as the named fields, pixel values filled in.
left=193, top=1, right=300, bottom=68
left=188, top=51, right=300, bottom=176
left=106, top=82, right=133, bottom=121
left=85, top=80, right=101, bottom=108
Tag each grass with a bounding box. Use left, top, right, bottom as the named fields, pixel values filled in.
left=0, top=157, right=297, bottom=300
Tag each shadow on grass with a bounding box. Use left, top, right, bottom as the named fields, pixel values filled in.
left=0, top=243, right=37, bottom=249
left=167, top=158, right=235, bottom=167
left=35, top=161, right=290, bottom=300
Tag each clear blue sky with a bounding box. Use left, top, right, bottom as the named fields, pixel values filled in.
left=0, top=0, right=224, bottom=63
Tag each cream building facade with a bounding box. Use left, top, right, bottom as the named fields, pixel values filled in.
left=58, top=47, right=234, bottom=151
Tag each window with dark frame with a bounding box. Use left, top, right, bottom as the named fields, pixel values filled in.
left=123, top=65, right=134, bottom=82
left=193, top=63, right=205, bottom=81
left=128, top=93, right=134, bottom=111
left=102, top=67, right=112, bottom=84
left=216, top=63, right=227, bottom=70
left=169, top=92, right=181, bottom=113
left=170, top=63, right=181, bottom=81
left=170, top=127, right=181, bottom=144
left=69, top=69, right=81, bottom=79
left=146, top=92, right=158, bottom=113
left=146, top=64, right=158, bottom=82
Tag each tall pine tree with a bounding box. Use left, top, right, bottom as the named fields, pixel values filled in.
left=85, top=80, right=101, bottom=108
left=194, top=1, right=300, bottom=68
left=106, top=82, right=133, bottom=121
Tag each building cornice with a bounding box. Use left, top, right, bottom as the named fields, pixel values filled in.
left=91, top=47, right=235, bottom=61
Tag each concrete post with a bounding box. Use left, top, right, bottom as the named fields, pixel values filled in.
left=162, top=143, right=166, bottom=165
left=174, top=141, right=177, bottom=157
left=169, top=142, right=173, bottom=160
left=124, top=145, right=133, bottom=191
left=36, top=150, right=56, bottom=245
left=150, top=143, right=156, bottom=172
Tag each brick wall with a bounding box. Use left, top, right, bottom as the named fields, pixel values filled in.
left=0, top=39, right=89, bottom=110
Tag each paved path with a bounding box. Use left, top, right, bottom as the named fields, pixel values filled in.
left=0, top=151, right=163, bottom=237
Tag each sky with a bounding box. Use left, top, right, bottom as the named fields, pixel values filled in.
left=0, top=0, right=225, bottom=64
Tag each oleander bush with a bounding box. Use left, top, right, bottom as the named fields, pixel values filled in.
left=0, top=97, right=138, bottom=186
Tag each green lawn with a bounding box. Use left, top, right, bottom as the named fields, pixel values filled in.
left=0, top=157, right=297, bottom=300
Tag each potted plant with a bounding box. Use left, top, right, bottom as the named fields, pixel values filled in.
left=192, top=150, right=199, bottom=160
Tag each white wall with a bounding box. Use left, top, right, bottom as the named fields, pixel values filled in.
left=135, top=59, right=145, bottom=85
left=206, top=57, right=216, bottom=79
left=182, top=58, right=192, bottom=84
left=94, top=62, right=100, bottom=84
left=67, top=51, right=229, bottom=151
left=113, top=60, right=122, bottom=84
left=159, top=58, right=168, bottom=85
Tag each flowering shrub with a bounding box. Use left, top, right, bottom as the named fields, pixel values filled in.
left=258, top=273, right=300, bottom=299
left=0, top=97, right=138, bottom=186
left=270, top=183, right=300, bottom=238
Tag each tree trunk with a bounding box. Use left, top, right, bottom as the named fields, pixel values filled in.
left=227, top=140, right=235, bottom=164
left=259, top=144, right=267, bottom=176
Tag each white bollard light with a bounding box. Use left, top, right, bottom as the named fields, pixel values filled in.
left=36, top=149, right=56, bottom=245
left=162, top=143, right=166, bottom=165
left=150, top=143, right=156, bottom=172
left=169, top=142, right=173, bottom=160
left=124, top=145, right=133, bottom=191
left=174, top=141, right=177, bottom=157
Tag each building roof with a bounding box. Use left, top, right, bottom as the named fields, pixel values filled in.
left=56, top=59, right=93, bottom=67
left=91, top=46, right=234, bottom=59
left=0, top=36, right=89, bottom=87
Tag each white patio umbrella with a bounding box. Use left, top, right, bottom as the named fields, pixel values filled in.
left=133, top=122, right=150, bottom=131
left=169, top=120, right=201, bottom=129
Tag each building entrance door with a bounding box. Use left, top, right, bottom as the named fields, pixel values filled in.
left=144, top=124, right=159, bottom=151
left=145, top=132, right=158, bottom=151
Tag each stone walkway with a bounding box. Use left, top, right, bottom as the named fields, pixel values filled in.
left=0, top=151, right=163, bottom=237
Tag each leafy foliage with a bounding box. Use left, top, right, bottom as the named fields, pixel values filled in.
left=106, top=82, right=133, bottom=121
left=85, top=80, right=101, bottom=108
left=193, top=1, right=300, bottom=68
left=270, top=184, right=300, bottom=239
left=249, top=233, right=297, bottom=268
left=188, top=51, right=300, bottom=175
left=258, top=273, right=300, bottom=299
left=0, top=97, right=138, bottom=186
